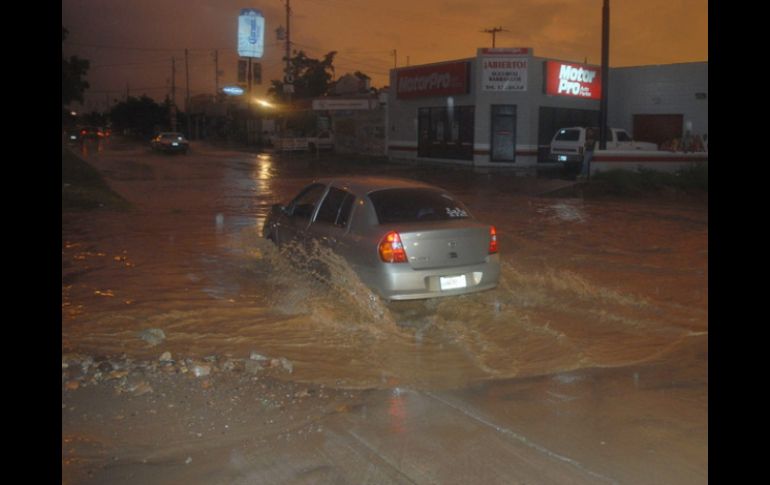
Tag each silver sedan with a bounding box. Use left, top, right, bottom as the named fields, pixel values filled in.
left=263, top=176, right=500, bottom=301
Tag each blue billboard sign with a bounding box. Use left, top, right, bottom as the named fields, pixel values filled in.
left=238, top=9, right=265, bottom=58
left=222, top=86, right=245, bottom=96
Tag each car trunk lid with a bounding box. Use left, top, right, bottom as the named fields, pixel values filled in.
left=395, top=221, right=491, bottom=270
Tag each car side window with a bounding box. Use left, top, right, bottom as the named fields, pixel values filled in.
left=616, top=131, right=632, bottom=142
left=314, top=187, right=355, bottom=228
left=288, top=183, right=326, bottom=220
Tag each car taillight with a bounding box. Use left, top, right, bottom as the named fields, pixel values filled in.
left=379, top=231, right=408, bottom=263
left=489, top=226, right=498, bottom=254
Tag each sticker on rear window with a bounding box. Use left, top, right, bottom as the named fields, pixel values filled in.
left=445, top=207, right=468, bottom=218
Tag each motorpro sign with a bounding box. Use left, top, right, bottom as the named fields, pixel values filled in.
left=545, top=61, right=601, bottom=100
left=396, top=61, right=470, bottom=99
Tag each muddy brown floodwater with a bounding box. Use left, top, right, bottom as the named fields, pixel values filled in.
left=62, top=139, right=707, bottom=484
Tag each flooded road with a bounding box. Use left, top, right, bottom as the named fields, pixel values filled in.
left=63, top=140, right=706, bottom=389
left=62, top=139, right=707, bottom=483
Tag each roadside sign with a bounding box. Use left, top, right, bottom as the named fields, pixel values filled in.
left=238, top=9, right=265, bottom=58
left=222, top=86, right=245, bottom=96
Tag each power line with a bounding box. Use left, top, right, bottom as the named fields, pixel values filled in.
left=66, top=41, right=210, bottom=53
left=89, top=59, right=171, bottom=69
left=481, top=26, right=509, bottom=48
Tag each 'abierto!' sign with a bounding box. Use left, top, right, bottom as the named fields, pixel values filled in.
left=480, top=48, right=530, bottom=92
left=545, top=61, right=601, bottom=100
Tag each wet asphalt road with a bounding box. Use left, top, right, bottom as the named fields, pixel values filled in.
left=62, top=138, right=707, bottom=484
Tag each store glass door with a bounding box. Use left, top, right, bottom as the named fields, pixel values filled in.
left=491, top=105, right=516, bottom=162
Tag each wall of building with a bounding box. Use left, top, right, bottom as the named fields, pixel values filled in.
left=332, top=105, right=387, bottom=156
left=607, top=62, right=708, bottom=137
left=387, top=57, right=478, bottom=166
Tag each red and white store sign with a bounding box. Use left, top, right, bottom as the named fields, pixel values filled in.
left=478, top=47, right=531, bottom=56
left=545, top=61, right=602, bottom=100
left=481, top=55, right=528, bottom=92
left=396, top=61, right=470, bottom=99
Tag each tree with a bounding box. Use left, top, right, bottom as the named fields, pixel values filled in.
left=62, top=27, right=91, bottom=106
left=109, top=95, right=170, bottom=137
left=268, top=50, right=338, bottom=101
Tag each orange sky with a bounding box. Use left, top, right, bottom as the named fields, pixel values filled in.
left=62, top=0, right=708, bottom=112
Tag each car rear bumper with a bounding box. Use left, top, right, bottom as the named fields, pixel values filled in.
left=156, top=144, right=188, bottom=152
left=371, top=255, right=501, bottom=300
left=550, top=153, right=583, bottom=164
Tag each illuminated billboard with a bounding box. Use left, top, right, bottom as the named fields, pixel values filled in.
left=222, top=86, right=245, bottom=96
left=238, top=9, right=265, bottom=58
left=544, top=61, right=601, bottom=99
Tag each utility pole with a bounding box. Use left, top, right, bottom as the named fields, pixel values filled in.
left=214, top=49, right=219, bottom=95
left=481, top=27, right=507, bottom=48
left=281, top=0, right=293, bottom=139
left=171, top=56, right=177, bottom=131
left=185, top=48, right=191, bottom=138
left=599, top=0, right=610, bottom=151
left=391, top=49, right=397, bottom=69
left=285, top=0, right=292, bottom=101
left=248, top=57, right=253, bottom=96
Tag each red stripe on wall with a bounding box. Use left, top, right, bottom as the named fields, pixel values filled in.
left=592, top=154, right=708, bottom=162
left=389, top=146, right=539, bottom=157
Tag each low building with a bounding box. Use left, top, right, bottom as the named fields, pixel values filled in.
left=312, top=73, right=387, bottom=156
left=386, top=47, right=707, bottom=169
left=607, top=62, right=708, bottom=148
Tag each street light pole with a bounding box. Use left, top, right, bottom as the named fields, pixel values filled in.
left=185, top=48, right=191, bottom=139
left=598, top=0, right=610, bottom=151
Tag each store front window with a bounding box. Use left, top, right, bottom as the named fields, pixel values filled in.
left=418, top=106, right=474, bottom=160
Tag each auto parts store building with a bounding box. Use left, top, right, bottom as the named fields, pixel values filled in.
left=386, top=47, right=707, bottom=168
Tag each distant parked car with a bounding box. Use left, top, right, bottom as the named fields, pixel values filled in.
left=308, top=130, right=334, bottom=151
left=263, top=176, right=500, bottom=301
left=550, top=126, right=658, bottom=164
left=151, top=132, right=189, bottom=154
left=64, top=128, right=82, bottom=144
left=79, top=126, right=103, bottom=140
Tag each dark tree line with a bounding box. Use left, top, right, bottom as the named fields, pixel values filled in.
left=109, top=96, right=173, bottom=137
left=267, top=50, right=375, bottom=102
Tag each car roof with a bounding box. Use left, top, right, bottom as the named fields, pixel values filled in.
left=313, top=176, right=441, bottom=195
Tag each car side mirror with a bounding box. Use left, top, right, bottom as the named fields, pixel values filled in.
left=272, top=203, right=288, bottom=215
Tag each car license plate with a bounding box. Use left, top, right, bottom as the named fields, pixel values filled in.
left=440, top=275, right=467, bottom=290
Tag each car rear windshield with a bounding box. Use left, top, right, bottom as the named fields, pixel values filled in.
left=369, top=188, right=471, bottom=223
left=555, top=129, right=581, bottom=141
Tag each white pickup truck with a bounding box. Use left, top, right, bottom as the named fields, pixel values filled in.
left=550, top=127, right=657, bottom=164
